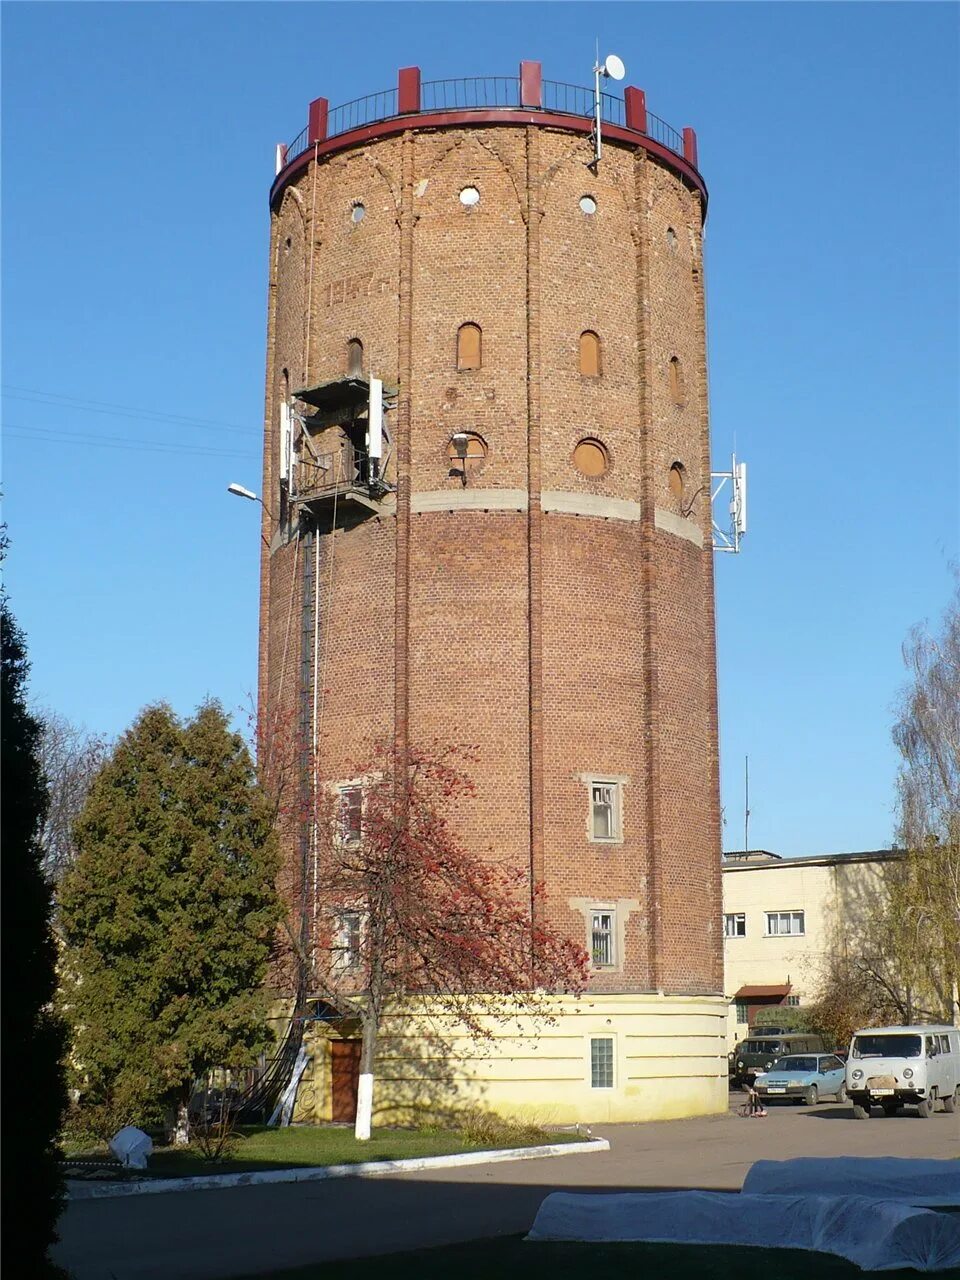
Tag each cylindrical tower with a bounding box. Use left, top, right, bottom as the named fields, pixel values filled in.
left=260, top=62, right=726, bottom=1123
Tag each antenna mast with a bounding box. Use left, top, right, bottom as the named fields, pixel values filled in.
left=744, top=755, right=750, bottom=853
left=589, top=47, right=625, bottom=171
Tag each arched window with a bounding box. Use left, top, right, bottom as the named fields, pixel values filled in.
left=669, top=461, right=686, bottom=502
left=456, top=323, right=482, bottom=371
left=347, top=338, right=363, bottom=377
left=669, top=356, right=684, bottom=405
left=579, top=331, right=602, bottom=377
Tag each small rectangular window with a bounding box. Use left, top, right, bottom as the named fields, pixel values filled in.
left=734, top=1000, right=749, bottom=1024
left=338, top=785, right=362, bottom=845
left=765, top=910, right=805, bottom=937
left=724, top=912, right=746, bottom=938
left=785, top=994, right=800, bottom=1007
left=333, top=910, right=362, bottom=971
left=590, top=1037, right=614, bottom=1089
left=589, top=781, right=621, bottom=842
left=591, top=909, right=615, bottom=968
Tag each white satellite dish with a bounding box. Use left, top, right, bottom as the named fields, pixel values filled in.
left=603, top=54, right=626, bottom=81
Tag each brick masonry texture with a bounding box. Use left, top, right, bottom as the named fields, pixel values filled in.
left=260, top=119, right=723, bottom=998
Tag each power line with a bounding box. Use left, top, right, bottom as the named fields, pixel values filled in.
left=4, top=422, right=257, bottom=461
left=1, top=385, right=260, bottom=436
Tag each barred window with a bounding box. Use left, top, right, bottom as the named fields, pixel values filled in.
left=591, top=909, right=615, bottom=968
left=338, top=785, right=362, bottom=845
left=333, top=910, right=362, bottom=971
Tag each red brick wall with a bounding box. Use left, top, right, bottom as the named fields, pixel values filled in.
left=260, top=120, right=723, bottom=998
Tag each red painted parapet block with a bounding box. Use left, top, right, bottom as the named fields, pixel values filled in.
left=308, top=97, right=329, bottom=144
left=520, top=60, right=542, bottom=108
left=683, top=126, right=698, bottom=167
left=624, top=86, right=647, bottom=134
left=398, top=66, right=421, bottom=114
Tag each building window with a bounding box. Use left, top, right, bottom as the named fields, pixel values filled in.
left=734, top=1000, right=750, bottom=1024
left=338, top=785, right=362, bottom=845
left=456, top=323, right=482, bottom=371
left=350, top=201, right=366, bottom=223
left=588, top=780, right=621, bottom=841
left=669, top=356, right=684, bottom=405
left=346, top=338, right=363, bottom=376
left=459, top=185, right=480, bottom=207
left=765, top=910, right=805, bottom=937
left=446, top=432, right=487, bottom=477
left=724, top=912, right=746, bottom=938
left=333, top=910, right=362, bottom=971
left=785, top=995, right=801, bottom=1007
left=591, top=909, right=616, bottom=968
left=579, top=194, right=597, bottom=216
left=573, top=437, right=609, bottom=478
left=666, top=226, right=677, bottom=251
left=669, top=461, right=686, bottom=501
left=579, top=331, right=602, bottom=378
left=590, top=1037, right=614, bottom=1088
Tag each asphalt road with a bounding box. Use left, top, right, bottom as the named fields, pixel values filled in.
left=55, top=1092, right=960, bottom=1280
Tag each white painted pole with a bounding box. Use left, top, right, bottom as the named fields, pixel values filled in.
left=354, top=1073, right=374, bottom=1141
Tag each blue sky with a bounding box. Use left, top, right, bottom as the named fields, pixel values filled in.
left=3, top=3, right=957, bottom=856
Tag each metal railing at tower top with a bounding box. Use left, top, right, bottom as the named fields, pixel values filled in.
left=282, top=75, right=686, bottom=167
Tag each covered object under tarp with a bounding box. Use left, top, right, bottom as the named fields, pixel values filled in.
left=743, top=1157, right=960, bottom=1208
left=526, top=1190, right=960, bottom=1273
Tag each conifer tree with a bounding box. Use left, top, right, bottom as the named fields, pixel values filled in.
left=59, top=702, right=281, bottom=1138
left=1, top=596, right=68, bottom=1277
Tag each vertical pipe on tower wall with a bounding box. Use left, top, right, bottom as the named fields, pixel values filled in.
left=394, top=129, right=415, bottom=770
left=525, top=125, right=545, bottom=939
left=691, top=187, right=725, bottom=993
left=633, top=147, right=666, bottom=992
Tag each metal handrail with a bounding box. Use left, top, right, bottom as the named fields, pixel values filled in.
left=421, top=76, right=519, bottom=111
left=328, top=89, right=399, bottom=140
left=283, top=75, right=687, bottom=161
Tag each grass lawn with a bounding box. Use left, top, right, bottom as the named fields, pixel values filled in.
left=229, top=1237, right=928, bottom=1280
left=64, top=1124, right=578, bottom=1179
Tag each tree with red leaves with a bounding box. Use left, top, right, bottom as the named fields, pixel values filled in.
left=280, top=740, right=588, bottom=1140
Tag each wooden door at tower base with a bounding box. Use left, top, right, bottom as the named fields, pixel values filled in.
left=330, top=1039, right=362, bottom=1122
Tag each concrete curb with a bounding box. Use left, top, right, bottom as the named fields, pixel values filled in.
left=66, top=1137, right=610, bottom=1199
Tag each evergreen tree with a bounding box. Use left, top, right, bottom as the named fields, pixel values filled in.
left=59, top=702, right=281, bottom=1137
left=1, top=598, right=68, bottom=1277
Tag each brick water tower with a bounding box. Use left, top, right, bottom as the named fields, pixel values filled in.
left=258, top=59, right=727, bottom=1122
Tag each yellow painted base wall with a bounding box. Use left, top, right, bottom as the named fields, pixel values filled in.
left=281, top=993, right=729, bottom=1126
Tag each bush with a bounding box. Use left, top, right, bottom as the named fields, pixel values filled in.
left=445, top=1108, right=547, bottom=1147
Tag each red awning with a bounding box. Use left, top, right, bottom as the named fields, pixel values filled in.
left=734, top=984, right=792, bottom=998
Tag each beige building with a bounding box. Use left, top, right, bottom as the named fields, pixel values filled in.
left=722, top=849, right=903, bottom=1049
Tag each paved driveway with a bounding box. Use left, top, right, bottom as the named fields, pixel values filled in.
left=55, top=1093, right=960, bottom=1280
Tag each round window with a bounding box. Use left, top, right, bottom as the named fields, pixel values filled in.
left=579, top=195, right=597, bottom=215
left=573, top=438, right=608, bottom=478
left=351, top=202, right=366, bottom=223
left=459, top=186, right=480, bottom=207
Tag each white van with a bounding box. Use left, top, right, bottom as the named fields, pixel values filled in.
left=846, top=1024, right=960, bottom=1118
